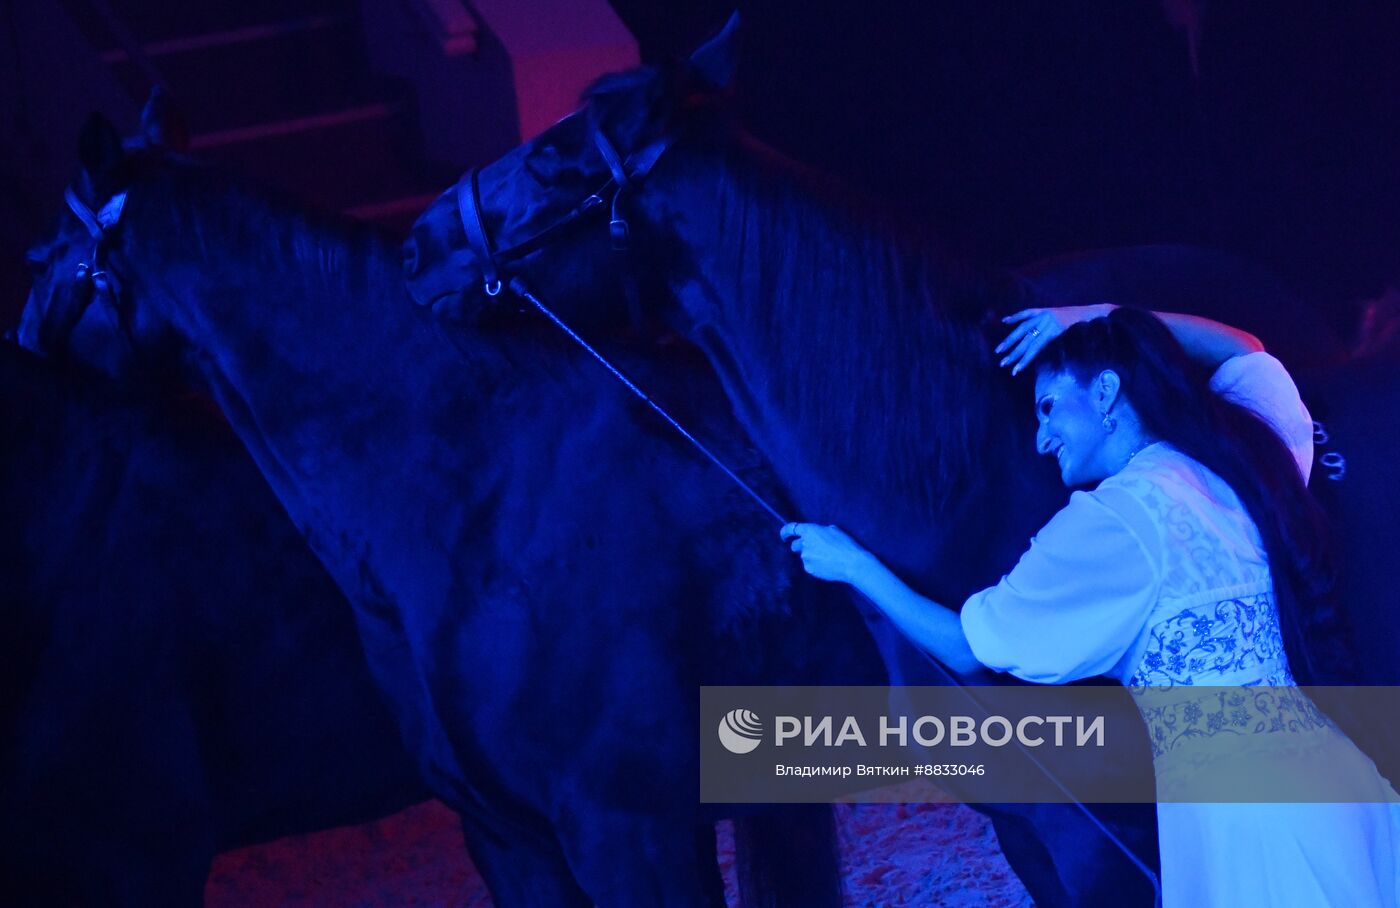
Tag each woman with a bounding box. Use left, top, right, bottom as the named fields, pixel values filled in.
left=783, top=305, right=1399, bottom=906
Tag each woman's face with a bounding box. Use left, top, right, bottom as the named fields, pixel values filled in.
left=1034, top=369, right=1112, bottom=487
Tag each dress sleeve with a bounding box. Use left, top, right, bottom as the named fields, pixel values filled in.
left=960, top=490, right=1160, bottom=684
left=1209, top=351, right=1314, bottom=481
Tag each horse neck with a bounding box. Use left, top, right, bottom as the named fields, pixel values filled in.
left=645, top=143, right=1056, bottom=590
left=129, top=203, right=472, bottom=583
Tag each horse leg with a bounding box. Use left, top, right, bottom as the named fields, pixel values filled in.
left=0, top=843, right=210, bottom=908
left=1, top=714, right=215, bottom=907
left=983, top=807, right=1071, bottom=908
left=732, top=805, right=842, bottom=908
left=695, top=820, right=730, bottom=907
left=989, top=803, right=1159, bottom=908
left=1048, top=803, right=1159, bottom=907
left=557, top=806, right=725, bottom=907
left=456, top=808, right=594, bottom=908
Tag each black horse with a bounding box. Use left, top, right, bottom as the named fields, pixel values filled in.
left=403, top=16, right=1164, bottom=908
left=401, top=14, right=1399, bottom=906
left=0, top=341, right=427, bottom=906
left=17, top=93, right=885, bottom=906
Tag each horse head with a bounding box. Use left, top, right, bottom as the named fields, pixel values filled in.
left=19, top=90, right=190, bottom=382
left=402, top=13, right=739, bottom=334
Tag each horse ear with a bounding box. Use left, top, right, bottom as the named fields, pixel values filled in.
left=139, top=87, right=190, bottom=152
left=687, top=11, right=740, bottom=91
left=77, top=112, right=125, bottom=179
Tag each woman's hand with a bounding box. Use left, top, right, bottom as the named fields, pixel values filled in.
left=996, top=303, right=1116, bottom=375
left=782, top=522, right=984, bottom=675
left=780, top=523, right=878, bottom=585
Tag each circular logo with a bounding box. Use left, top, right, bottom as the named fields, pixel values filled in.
left=718, top=708, right=764, bottom=754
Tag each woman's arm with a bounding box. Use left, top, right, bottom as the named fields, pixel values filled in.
left=851, top=555, right=985, bottom=675
left=997, top=304, right=1264, bottom=374
left=1144, top=310, right=1264, bottom=369
left=780, top=523, right=984, bottom=675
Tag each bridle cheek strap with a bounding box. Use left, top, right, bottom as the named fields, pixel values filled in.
left=593, top=128, right=634, bottom=250
left=592, top=126, right=676, bottom=253
left=458, top=168, right=503, bottom=296
left=44, top=187, right=129, bottom=352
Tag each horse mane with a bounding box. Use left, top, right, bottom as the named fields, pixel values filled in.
left=690, top=131, right=1021, bottom=517
left=126, top=154, right=399, bottom=301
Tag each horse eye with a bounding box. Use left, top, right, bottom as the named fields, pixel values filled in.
left=525, top=144, right=565, bottom=183
left=1037, top=399, right=1053, bottom=417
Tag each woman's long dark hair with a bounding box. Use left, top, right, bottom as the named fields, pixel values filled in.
left=1036, top=307, right=1347, bottom=684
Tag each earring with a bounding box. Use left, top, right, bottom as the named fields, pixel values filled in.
left=1101, top=413, right=1117, bottom=433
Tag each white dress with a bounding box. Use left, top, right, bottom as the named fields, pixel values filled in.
left=960, top=352, right=1400, bottom=907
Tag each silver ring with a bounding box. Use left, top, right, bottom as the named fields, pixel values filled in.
left=1030, top=327, right=1041, bottom=337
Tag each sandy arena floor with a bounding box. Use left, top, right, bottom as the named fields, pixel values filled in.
left=206, top=800, right=1032, bottom=907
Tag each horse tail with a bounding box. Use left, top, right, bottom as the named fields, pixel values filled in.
left=732, top=804, right=842, bottom=908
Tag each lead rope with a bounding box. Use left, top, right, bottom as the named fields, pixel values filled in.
left=506, top=276, right=788, bottom=525
left=904, top=640, right=1165, bottom=907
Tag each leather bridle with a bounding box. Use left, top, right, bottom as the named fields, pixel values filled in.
left=443, top=118, right=790, bottom=524
left=455, top=120, right=676, bottom=298
left=35, top=186, right=129, bottom=354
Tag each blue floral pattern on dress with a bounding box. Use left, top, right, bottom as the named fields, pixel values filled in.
left=1127, top=594, right=1287, bottom=687
left=1127, top=592, right=1330, bottom=757
left=1134, top=686, right=1331, bottom=758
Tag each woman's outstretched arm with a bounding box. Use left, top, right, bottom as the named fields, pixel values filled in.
left=997, top=303, right=1264, bottom=374
left=780, top=523, right=984, bottom=675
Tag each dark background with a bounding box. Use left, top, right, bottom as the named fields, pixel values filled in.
left=612, top=0, right=1400, bottom=339
left=3, top=1, right=1398, bottom=338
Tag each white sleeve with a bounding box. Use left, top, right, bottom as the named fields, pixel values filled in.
left=959, top=490, right=1161, bottom=684
left=1209, top=351, right=1314, bottom=482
